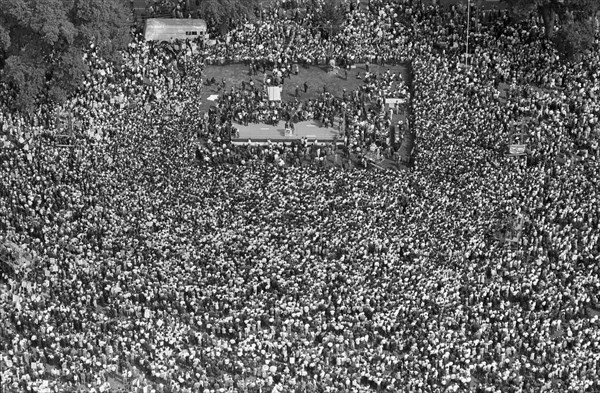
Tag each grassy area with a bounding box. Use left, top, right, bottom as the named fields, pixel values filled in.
left=199, top=62, right=409, bottom=113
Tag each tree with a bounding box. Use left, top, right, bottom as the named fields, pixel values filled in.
left=319, top=0, right=345, bottom=38
left=502, top=0, right=598, bottom=36
left=503, top=0, right=599, bottom=59
left=553, top=19, right=595, bottom=60
left=198, top=0, right=259, bottom=35
left=0, top=0, right=130, bottom=112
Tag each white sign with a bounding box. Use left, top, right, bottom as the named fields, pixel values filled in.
left=267, top=86, right=281, bottom=101
left=509, top=144, right=527, bottom=155
left=385, top=98, right=405, bottom=105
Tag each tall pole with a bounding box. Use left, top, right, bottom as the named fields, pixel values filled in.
left=465, top=0, right=470, bottom=67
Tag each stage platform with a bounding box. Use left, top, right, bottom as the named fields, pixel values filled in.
left=232, top=120, right=341, bottom=144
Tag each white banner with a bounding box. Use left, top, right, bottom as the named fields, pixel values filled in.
left=509, top=144, right=526, bottom=155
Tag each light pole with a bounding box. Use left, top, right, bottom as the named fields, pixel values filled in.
left=465, top=0, right=471, bottom=67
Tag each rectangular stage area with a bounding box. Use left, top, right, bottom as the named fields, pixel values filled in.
left=232, top=120, right=341, bottom=144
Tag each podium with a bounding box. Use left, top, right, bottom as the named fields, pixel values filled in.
left=285, top=128, right=293, bottom=137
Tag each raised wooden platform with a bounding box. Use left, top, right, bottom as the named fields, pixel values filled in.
left=232, top=120, right=341, bottom=143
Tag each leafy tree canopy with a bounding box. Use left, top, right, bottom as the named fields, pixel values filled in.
left=502, top=0, right=599, bottom=59
left=320, top=0, right=345, bottom=35
left=198, top=0, right=259, bottom=35
left=0, top=0, right=130, bottom=112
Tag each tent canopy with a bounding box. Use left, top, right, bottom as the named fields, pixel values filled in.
left=144, top=18, right=207, bottom=42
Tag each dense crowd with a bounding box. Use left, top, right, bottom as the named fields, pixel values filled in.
left=1, top=0, right=600, bottom=393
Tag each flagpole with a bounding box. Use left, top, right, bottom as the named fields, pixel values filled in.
left=465, top=0, right=470, bottom=67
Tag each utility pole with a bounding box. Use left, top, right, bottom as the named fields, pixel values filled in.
left=465, top=0, right=471, bottom=67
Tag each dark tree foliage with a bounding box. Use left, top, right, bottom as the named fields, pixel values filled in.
left=502, top=0, right=599, bottom=59
left=307, top=0, right=345, bottom=38
left=0, top=0, right=130, bottom=112
left=321, top=0, right=345, bottom=32
left=553, top=20, right=595, bottom=60
left=198, top=0, right=259, bottom=35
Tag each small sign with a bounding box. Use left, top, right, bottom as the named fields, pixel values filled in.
left=385, top=98, right=405, bottom=105
left=509, top=144, right=526, bottom=156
